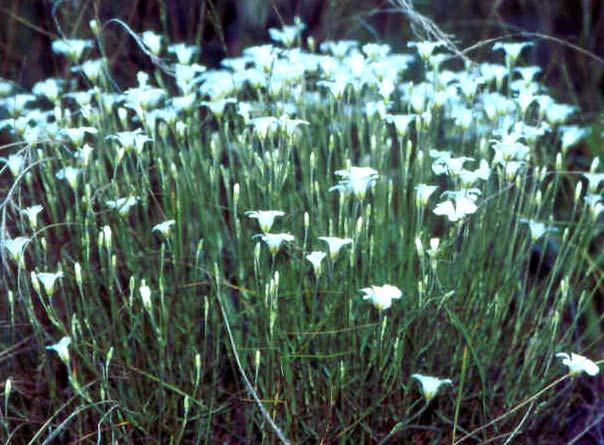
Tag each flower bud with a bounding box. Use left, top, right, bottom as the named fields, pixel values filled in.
left=555, top=152, right=562, bottom=171
left=89, top=19, right=100, bottom=35
left=140, top=280, right=152, bottom=312
left=415, top=236, right=424, bottom=257
left=574, top=181, right=583, bottom=202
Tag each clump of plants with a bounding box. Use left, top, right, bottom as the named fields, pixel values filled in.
left=0, top=16, right=603, bottom=444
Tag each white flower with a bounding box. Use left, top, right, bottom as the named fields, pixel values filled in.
left=51, top=39, right=92, bottom=60
left=384, top=114, right=416, bottom=137
left=268, top=20, right=305, bottom=47
left=124, top=86, right=166, bottom=110
left=431, top=155, right=474, bottom=177
left=106, top=196, right=140, bottom=216
left=171, top=94, right=197, bottom=111
left=365, top=101, right=388, bottom=119
left=411, top=374, right=452, bottom=401
left=306, top=251, right=327, bottom=276
left=142, top=30, right=162, bottom=55
left=458, top=160, right=491, bottom=187
left=583, top=194, right=603, bottom=219
left=2, top=236, right=30, bottom=266
left=77, top=58, right=105, bottom=82
left=415, top=184, right=439, bottom=207
left=200, top=98, right=237, bottom=118
left=32, top=78, right=63, bottom=103
left=278, top=116, right=309, bottom=138
left=246, top=210, right=285, bottom=233
left=360, top=284, right=402, bottom=310
left=377, top=78, right=395, bottom=102
left=55, top=167, right=82, bottom=190
left=174, top=63, right=206, bottom=93
left=152, top=219, right=176, bottom=237
left=1, top=94, right=36, bottom=116
left=168, top=43, right=199, bottom=64
left=2, top=153, right=25, bottom=177
left=408, top=41, right=446, bottom=60
left=330, top=166, right=379, bottom=200
left=560, top=126, right=589, bottom=151
left=46, top=336, right=71, bottom=364
left=426, top=238, right=440, bottom=259
left=545, top=103, right=576, bottom=125
left=493, top=41, right=532, bottom=64
left=433, top=195, right=478, bottom=222
left=140, top=280, right=152, bottom=311
left=519, top=218, right=558, bottom=241
left=491, top=137, right=530, bottom=165
left=580, top=172, right=604, bottom=193
left=34, top=271, right=64, bottom=296
left=250, top=117, right=280, bottom=139
left=362, top=42, right=391, bottom=61
left=255, top=233, right=295, bottom=254
left=107, top=129, right=152, bottom=156
left=320, top=40, right=358, bottom=58
left=75, top=144, right=95, bottom=167
left=556, top=352, right=599, bottom=376
left=61, top=127, right=98, bottom=145
left=318, top=236, right=353, bottom=260
left=317, top=77, right=350, bottom=101
left=0, top=80, right=13, bottom=97
left=21, top=205, right=43, bottom=229
left=503, top=161, right=526, bottom=181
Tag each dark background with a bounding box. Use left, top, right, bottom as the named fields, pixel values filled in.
left=1, top=0, right=603, bottom=114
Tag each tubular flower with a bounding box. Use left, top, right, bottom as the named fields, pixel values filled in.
left=318, top=236, right=353, bottom=261
left=556, top=353, right=599, bottom=376
left=246, top=210, right=285, bottom=233
left=360, top=284, right=402, bottom=310
left=255, top=233, right=295, bottom=255
left=411, top=374, right=453, bottom=402
left=329, top=166, right=379, bottom=200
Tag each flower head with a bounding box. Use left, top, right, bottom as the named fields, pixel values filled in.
left=76, top=59, right=105, bottom=83
left=581, top=172, right=604, bottom=193
left=384, top=114, right=416, bottom=137
left=107, top=129, right=152, bottom=156
left=583, top=194, right=603, bottom=220
left=52, top=39, right=92, bottom=61
left=330, top=166, right=379, bottom=200
left=106, top=196, right=140, bottom=216
left=61, top=126, right=98, bottom=145
left=519, top=218, right=558, bottom=241
left=268, top=19, right=305, bottom=47
left=556, top=352, right=599, bottom=376
left=55, top=167, right=82, bottom=190
left=255, top=233, right=295, bottom=255
left=433, top=195, right=478, bottom=222
left=306, top=251, right=327, bottom=276
left=142, top=31, right=162, bottom=55
left=34, top=271, right=64, bottom=296
left=360, top=284, right=402, bottom=310
left=250, top=117, right=280, bottom=139
left=2, top=236, right=30, bottom=267
left=2, top=153, right=26, bottom=177
left=140, top=280, right=153, bottom=312
left=318, top=236, right=353, bottom=260
left=21, top=205, right=43, bottom=229
left=411, top=374, right=452, bottom=401
left=408, top=41, right=446, bottom=60
left=246, top=210, right=285, bottom=233
left=493, top=41, right=532, bottom=64
left=152, top=219, right=176, bottom=238
left=431, top=154, right=474, bottom=177
left=168, top=43, right=199, bottom=64
left=46, top=336, right=71, bottom=364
